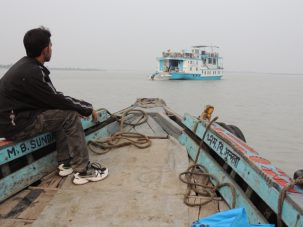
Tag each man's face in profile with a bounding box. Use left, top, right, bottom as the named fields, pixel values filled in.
left=44, top=41, right=52, bottom=62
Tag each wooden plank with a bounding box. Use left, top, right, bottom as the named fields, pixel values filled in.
left=182, top=113, right=303, bottom=227
left=0, top=218, right=34, bottom=227
left=133, top=117, right=155, bottom=136
left=37, top=174, right=59, bottom=188
left=179, top=132, right=268, bottom=224
left=3, top=189, right=43, bottom=219
left=151, top=113, right=183, bottom=139
left=28, top=186, right=58, bottom=191
left=146, top=116, right=168, bottom=137
left=47, top=175, right=63, bottom=188
left=0, top=152, right=57, bottom=203
left=18, top=190, right=56, bottom=220
left=0, top=190, right=31, bottom=218
left=40, top=170, right=57, bottom=182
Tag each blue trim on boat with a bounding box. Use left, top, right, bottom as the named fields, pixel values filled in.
left=182, top=113, right=303, bottom=227
left=170, top=73, right=222, bottom=80
left=0, top=111, right=109, bottom=166
left=0, top=152, right=58, bottom=202
left=179, top=132, right=268, bottom=224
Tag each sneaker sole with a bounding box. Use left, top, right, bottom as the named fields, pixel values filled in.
left=58, top=164, right=73, bottom=177
left=73, top=169, right=109, bottom=185
left=59, top=169, right=73, bottom=177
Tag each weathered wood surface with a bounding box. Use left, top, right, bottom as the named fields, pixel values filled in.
left=146, top=115, right=168, bottom=137
left=0, top=152, right=58, bottom=202
left=0, top=108, right=227, bottom=226
left=32, top=128, right=220, bottom=227
left=150, top=112, right=183, bottom=139
left=0, top=172, right=62, bottom=227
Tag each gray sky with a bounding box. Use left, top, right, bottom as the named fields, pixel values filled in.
left=0, top=0, right=302, bottom=73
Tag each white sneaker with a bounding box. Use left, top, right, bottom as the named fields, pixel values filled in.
left=58, top=164, right=73, bottom=177
left=73, top=162, right=109, bottom=185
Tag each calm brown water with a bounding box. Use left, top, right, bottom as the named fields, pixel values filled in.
left=1, top=69, right=302, bottom=176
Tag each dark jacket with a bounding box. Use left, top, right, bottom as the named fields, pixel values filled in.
left=0, top=56, right=93, bottom=138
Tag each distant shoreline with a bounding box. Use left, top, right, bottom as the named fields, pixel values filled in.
left=1, top=64, right=302, bottom=75
left=0, top=64, right=105, bottom=72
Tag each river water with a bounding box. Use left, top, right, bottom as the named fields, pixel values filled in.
left=1, top=69, right=302, bottom=176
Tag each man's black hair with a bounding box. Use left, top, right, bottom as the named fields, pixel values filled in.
left=23, top=26, right=51, bottom=57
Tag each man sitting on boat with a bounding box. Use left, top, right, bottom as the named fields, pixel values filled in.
left=0, top=27, right=108, bottom=185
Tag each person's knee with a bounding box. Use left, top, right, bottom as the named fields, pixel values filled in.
left=61, top=110, right=82, bottom=133
left=65, top=110, right=78, bottom=118
left=64, top=110, right=80, bottom=122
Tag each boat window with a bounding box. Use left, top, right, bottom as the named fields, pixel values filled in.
left=190, top=67, right=192, bottom=71
left=196, top=67, right=198, bottom=71
left=208, top=58, right=212, bottom=64
left=213, top=58, right=216, bottom=64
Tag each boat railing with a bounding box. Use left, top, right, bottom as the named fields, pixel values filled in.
left=162, top=52, right=200, bottom=59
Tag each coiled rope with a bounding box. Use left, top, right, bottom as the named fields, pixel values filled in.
left=277, top=176, right=303, bottom=227
left=88, top=109, right=167, bottom=155
left=179, top=117, right=236, bottom=208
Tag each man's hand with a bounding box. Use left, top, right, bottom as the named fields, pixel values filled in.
left=91, top=109, right=98, bottom=122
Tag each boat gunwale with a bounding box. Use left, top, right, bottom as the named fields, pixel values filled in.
left=180, top=112, right=303, bottom=226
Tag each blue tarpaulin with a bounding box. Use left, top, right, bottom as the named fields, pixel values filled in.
left=191, top=208, right=275, bottom=227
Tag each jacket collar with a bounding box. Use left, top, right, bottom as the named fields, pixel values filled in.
left=25, top=56, right=50, bottom=75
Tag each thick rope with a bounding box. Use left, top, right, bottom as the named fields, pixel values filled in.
left=277, top=176, right=303, bottom=227
left=88, top=109, right=166, bottom=154
left=179, top=117, right=236, bottom=208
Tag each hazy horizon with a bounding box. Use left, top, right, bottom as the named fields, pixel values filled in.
left=1, top=0, right=302, bottom=74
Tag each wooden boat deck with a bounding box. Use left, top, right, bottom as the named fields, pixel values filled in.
left=0, top=113, right=227, bottom=226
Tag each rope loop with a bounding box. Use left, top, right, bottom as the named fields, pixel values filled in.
left=179, top=116, right=236, bottom=209
left=88, top=108, right=152, bottom=154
